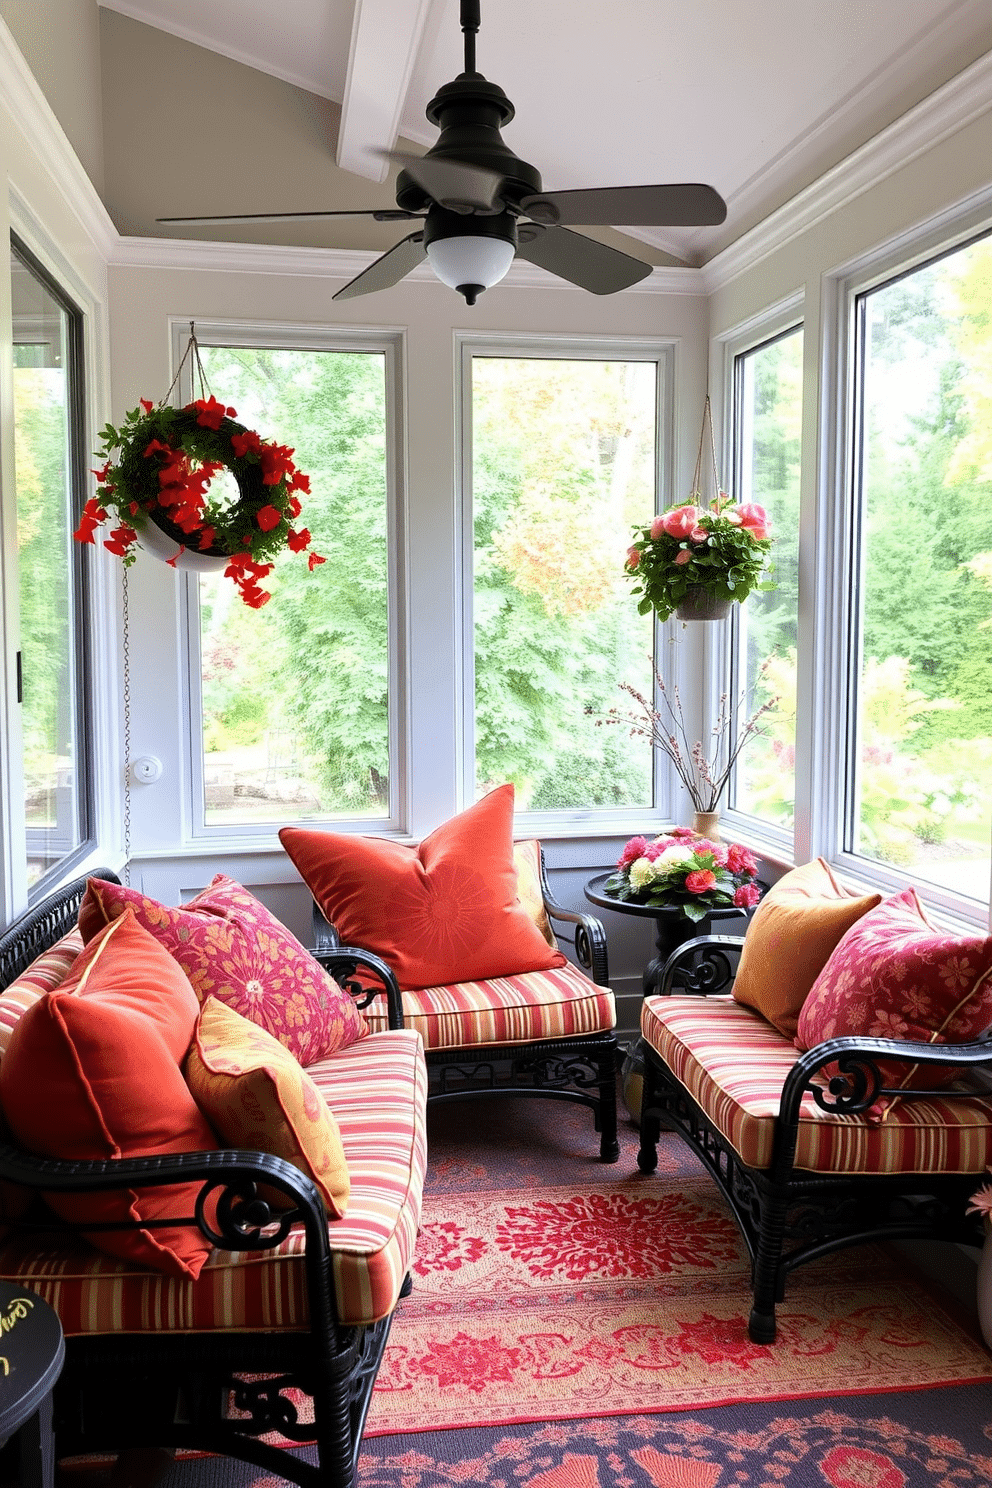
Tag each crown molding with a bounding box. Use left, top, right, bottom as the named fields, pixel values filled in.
left=701, top=46, right=992, bottom=293
left=111, top=234, right=706, bottom=294
left=0, top=17, right=118, bottom=259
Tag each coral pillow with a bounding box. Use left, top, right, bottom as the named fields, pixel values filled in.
left=796, top=887, right=992, bottom=1095
left=78, top=874, right=366, bottom=1066
left=0, top=911, right=218, bottom=1278
left=279, top=784, right=567, bottom=990
left=185, top=998, right=349, bottom=1219
left=732, top=858, right=882, bottom=1038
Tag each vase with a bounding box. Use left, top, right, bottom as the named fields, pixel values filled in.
left=691, top=810, right=721, bottom=843
left=977, top=1227, right=992, bottom=1348
left=139, top=509, right=232, bottom=573
left=675, top=586, right=732, bottom=622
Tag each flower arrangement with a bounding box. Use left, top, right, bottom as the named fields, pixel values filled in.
left=593, top=656, right=778, bottom=814
left=625, top=494, right=775, bottom=623
left=74, top=396, right=325, bottom=608
left=968, top=1170, right=992, bottom=1231
left=603, top=827, right=761, bottom=922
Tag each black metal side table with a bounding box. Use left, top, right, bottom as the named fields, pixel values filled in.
left=0, top=1283, right=64, bottom=1488
left=584, top=873, right=745, bottom=995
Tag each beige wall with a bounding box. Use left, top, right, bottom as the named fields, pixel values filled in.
left=0, top=0, right=104, bottom=194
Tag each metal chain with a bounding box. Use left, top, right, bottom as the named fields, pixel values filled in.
left=162, top=321, right=211, bottom=408
left=121, top=565, right=131, bottom=885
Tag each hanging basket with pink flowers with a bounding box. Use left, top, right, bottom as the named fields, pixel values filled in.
left=624, top=396, right=775, bottom=623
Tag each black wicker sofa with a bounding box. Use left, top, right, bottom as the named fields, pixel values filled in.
left=0, top=869, right=427, bottom=1488
left=636, top=930, right=992, bottom=1344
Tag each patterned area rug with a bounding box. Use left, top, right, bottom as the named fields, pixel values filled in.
left=364, top=1100, right=992, bottom=1434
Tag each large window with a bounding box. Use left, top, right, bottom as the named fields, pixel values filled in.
left=729, top=326, right=802, bottom=831
left=849, top=231, right=992, bottom=901
left=189, top=338, right=393, bottom=829
left=470, top=351, right=661, bottom=813
left=9, top=238, right=91, bottom=891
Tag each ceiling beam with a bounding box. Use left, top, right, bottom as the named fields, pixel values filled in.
left=337, top=0, right=433, bottom=182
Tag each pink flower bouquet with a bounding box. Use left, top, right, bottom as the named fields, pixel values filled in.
left=603, top=827, right=762, bottom=922
left=624, top=494, right=775, bottom=623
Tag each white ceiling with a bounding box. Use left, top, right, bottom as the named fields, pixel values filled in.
left=97, top=0, right=992, bottom=263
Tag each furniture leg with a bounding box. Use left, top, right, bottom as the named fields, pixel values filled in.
left=596, top=1048, right=620, bottom=1162
left=747, top=1187, right=789, bottom=1344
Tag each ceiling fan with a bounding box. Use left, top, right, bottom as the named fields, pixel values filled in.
left=159, top=0, right=727, bottom=305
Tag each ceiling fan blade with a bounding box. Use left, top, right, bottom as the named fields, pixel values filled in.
left=381, top=150, right=504, bottom=214
left=156, top=209, right=419, bottom=226
left=515, top=225, right=651, bottom=295
left=332, top=232, right=427, bottom=301
left=519, top=183, right=727, bottom=228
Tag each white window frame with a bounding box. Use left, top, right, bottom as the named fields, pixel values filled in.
left=170, top=318, right=409, bottom=847
left=822, top=192, right=992, bottom=926
left=457, top=331, right=678, bottom=836
left=712, top=296, right=804, bottom=863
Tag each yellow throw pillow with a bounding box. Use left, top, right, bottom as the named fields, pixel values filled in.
left=513, top=839, right=558, bottom=950
left=185, top=998, right=349, bottom=1218
left=731, top=858, right=882, bottom=1039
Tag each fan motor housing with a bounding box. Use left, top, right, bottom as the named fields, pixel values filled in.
left=396, top=75, right=543, bottom=213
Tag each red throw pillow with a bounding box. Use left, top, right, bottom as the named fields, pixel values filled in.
left=279, top=784, right=567, bottom=990
left=78, top=874, right=366, bottom=1066
left=0, top=910, right=218, bottom=1278
left=796, top=887, right=992, bottom=1103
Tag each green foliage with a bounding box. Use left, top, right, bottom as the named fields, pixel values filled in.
left=625, top=502, right=775, bottom=623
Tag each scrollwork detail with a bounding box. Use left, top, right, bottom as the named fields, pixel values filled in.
left=195, top=1178, right=301, bottom=1250
left=809, top=1052, right=883, bottom=1114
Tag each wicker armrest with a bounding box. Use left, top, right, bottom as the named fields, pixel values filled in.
left=537, top=851, right=609, bottom=985
left=309, top=901, right=404, bottom=1029
left=656, top=934, right=746, bottom=996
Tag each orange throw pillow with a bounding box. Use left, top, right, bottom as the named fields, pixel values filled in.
left=185, top=998, right=349, bottom=1218
left=279, top=784, right=567, bottom=990
left=732, top=858, right=882, bottom=1039
left=0, top=910, right=218, bottom=1279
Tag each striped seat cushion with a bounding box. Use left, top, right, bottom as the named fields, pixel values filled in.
left=0, top=928, right=84, bottom=1057
left=362, top=961, right=615, bottom=1049
left=641, top=994, right=992, bottom=1175
left=0, top=1028, right=427, bottom=1332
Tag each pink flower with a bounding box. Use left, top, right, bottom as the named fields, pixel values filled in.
left=673, top=548, right=693, bottom=565
left=643, top=841, right=664, bottom=861
left=626, top=545, right=640, bottom=569
left=726, top=843, right=758, bottom=875
left=655, top=505, right=700, bottom=540
left=689, top=525, right=709, bottom=543
left=669, top=827, right=696, bottom=841
left=685, top=870, right=716, bottom=894
left=618, top=835, right=647, bottom=868
left=736, top=502, right=771, bottom=540
left=734, top=883, right=761, bottom=908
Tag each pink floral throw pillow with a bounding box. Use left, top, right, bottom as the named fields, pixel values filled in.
left=796, top=887, right=992, bottom=1102
left=78, top=874, right=366, bottom=1066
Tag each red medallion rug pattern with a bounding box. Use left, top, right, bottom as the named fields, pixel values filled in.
left=364, top=1167, right=992, bottom=1435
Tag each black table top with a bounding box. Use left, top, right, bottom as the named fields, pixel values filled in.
left=0, top=1283, right=64, bottom=1442
left=584, top=872, right=746, bottom=922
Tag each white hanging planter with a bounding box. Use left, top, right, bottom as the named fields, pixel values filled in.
left=138, top=513, right=231, bottom=573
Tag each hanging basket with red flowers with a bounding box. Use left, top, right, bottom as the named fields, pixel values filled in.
left=75, top=379, right=325, bottom=608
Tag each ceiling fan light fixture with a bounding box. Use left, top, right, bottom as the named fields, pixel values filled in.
left=425, top=234, right=516, bottom=303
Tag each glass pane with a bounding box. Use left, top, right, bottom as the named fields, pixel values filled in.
left=854, top=233, right=992, bottom=898
left=472, top=356, right=656, bottom=809
left=197, top=346, right=389, bottom=826
left=731, top=329, right=802, bottom=828
left=10, top=244, right=84, bottom=886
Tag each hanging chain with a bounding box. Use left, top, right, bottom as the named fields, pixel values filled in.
left=690, top=394, right=724, bottom=509
left=161, top=322, right=211, bottom=407
left=121, top=565, right=132, bottom=885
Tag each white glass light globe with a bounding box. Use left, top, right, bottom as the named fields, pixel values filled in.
left=425, top=235, right=515, bottom=293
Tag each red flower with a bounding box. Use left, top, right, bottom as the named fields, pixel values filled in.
left=259, top=442, right=297, bottom=486
left=197, top=525, right=217, bottom=551
left=256, top=505, right=282, bottom=532
left=287, top=527, right=311, bottom=552
left=308, top=551, right=326, bottom=571
left=139, top=398, right=154, bottom=414
left=231, top=430, right=262, bottom=458
left=143, top=438, right=172, bottom=459
left=192, top=395, right=236, bottom=430
left=685, top=869, right=717, bottom=894
left=91, top=461, right=113, bottom=483
left=73, top=497, right=109, bottom=545
left=288, top=470, right=310, bottom=494
left=104, top=524, right=137, bottom=557
left=734, top=883, right=761, bottom=908
left=288, top=496, right=302, bottom=519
